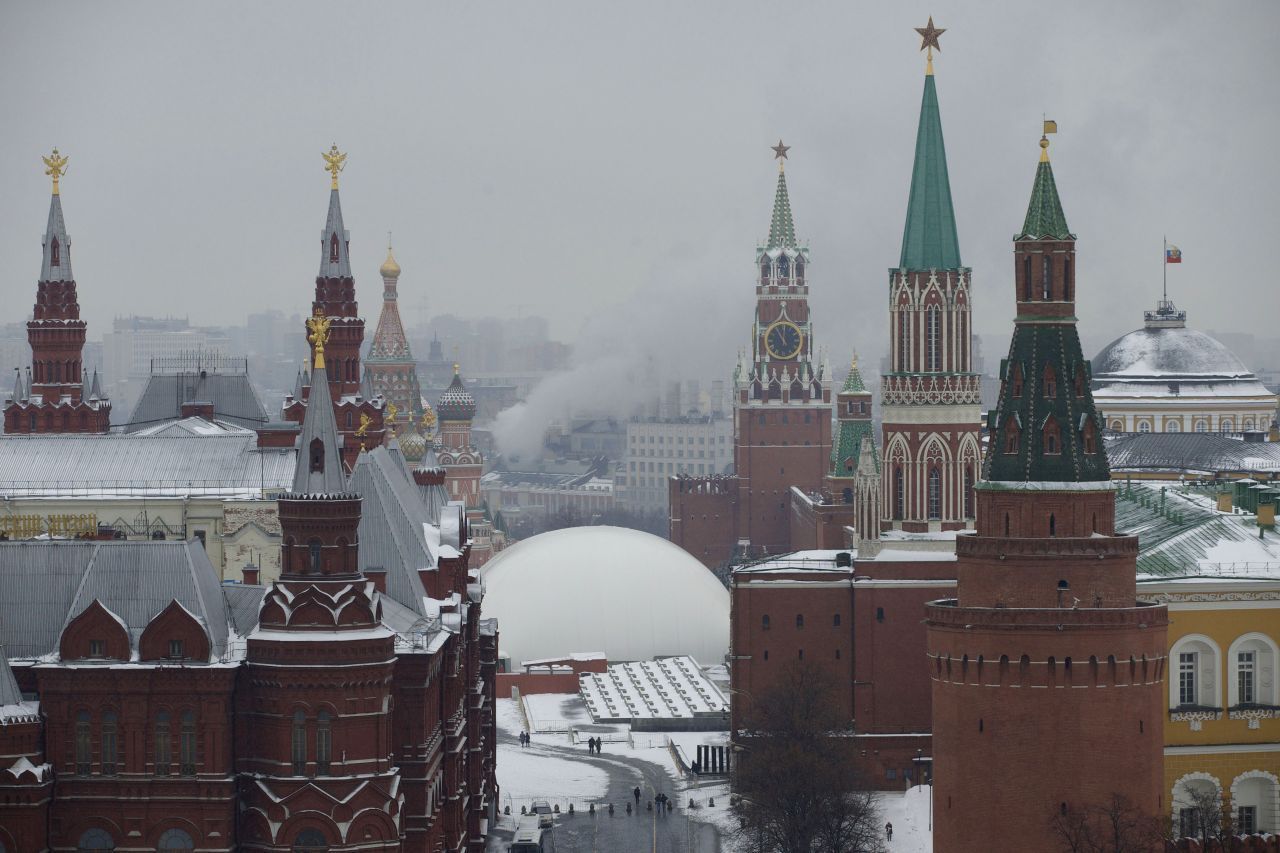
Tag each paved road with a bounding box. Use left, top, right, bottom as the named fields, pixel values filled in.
left=486, top=727, right=727, bottom=853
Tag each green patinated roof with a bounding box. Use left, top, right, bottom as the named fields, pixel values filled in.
left=841, top=361, right=867, bottom=394
left=983, top=322, right=1110, bottom=484
left=1016, top=159, right=1074, bottom=241
left=767, top=167, right=797, bottom=249
left=831, top=419, right=875, bottom=475
left=899, top=74, right=962, bottom=270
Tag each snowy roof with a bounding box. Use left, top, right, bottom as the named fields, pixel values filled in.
left=481, top=526, right=728, bottom=666
left=1093, top=327, right=1260, bottom=382
left=0, top=429, right=295, bottom=497
left=0, top=540, right=234, bottom=662
left=579, top=655, right=727, bottom=723
left=1106, top=433, right=1280, bottom=476
left=124, top=370, right=268, bottom=432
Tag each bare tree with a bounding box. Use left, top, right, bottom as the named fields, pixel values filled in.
left=1049, top=794, right=1170, bottom=853
left=733, top=662, right=884, bottom=853
left=1174, top=784, right=1232, bottom=849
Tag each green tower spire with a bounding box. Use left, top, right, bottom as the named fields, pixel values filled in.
left=899, top=73, right=962, bottom=270
left=1016, top=145, right=1074, bottom=241
left=767, top=165, right=797, bottom=250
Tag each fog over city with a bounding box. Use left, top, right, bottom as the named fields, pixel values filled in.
left=3, top=2, right=1278, bottom=452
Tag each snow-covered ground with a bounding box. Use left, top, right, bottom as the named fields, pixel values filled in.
left=880, top=785, right=933, bottom=852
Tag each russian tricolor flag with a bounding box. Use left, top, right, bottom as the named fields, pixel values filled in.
left=1166, top=244, right=1182, bottom=263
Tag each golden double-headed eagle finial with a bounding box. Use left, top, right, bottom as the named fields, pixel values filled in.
left=306, top=307, right=332, bottom=370
left=421, top=409, right=437, bottom=434
left=322, top=144, right=347, bottom=190
left=355, top=413, right=372, bottom=437
left=43, top=148, right=69, bottom=195
left=386, top=401, right=398, bottom=427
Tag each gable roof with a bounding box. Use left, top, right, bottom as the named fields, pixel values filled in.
left=124, top=370, right=268, bottom=432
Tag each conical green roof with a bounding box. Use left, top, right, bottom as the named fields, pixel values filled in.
left=900, top=74, right=962, bottom=270
left=841, top=359, right=867, bottom=394
left=767, top=168, right=797, bottom=249
left=1017, top=159, right=1074, bottom=240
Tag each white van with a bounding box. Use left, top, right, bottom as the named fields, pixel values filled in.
left=509, top=824, right=555, bottom=853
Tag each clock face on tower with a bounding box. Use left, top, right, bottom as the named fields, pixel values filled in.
left=765, top=321, right=803, bottom=360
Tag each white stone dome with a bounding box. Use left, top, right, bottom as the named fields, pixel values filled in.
left=1093, top=327, right=1251, bottom=380
left=480, top=526, right=729, bottom=667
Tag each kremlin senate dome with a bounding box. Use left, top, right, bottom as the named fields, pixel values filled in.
left=1092, top=300, right=1277, bottom=434
left=479, top=526, right=730, bottom=666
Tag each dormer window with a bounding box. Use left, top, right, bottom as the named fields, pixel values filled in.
left=329, top=232, right=340, bottom=264
left=169, top=639, right=185, bottom=659
left=1074, top=365, right=1085, bottom=397
left=309, top=438, right=324, bottom=473
left=1004, top=418, right=1019, bottom=454
left=51, top=237, right=60, bottom=267
left=89, top=639, right=105, bottom=658
left=1043, top=364, right=1057, bottom=398
left=1011, top=364, right=1023, bottom=398
left=1043, top=415, right=1061, bottom=455
left=1082, top=419, right=1098, bottom=455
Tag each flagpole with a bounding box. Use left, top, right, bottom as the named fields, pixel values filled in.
left=1162, top=234, right=1167, bottom=305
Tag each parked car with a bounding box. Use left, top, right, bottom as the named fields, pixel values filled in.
left=531, top=800, right=554, bottom=829
left=509, top=823, right=555, bottom=852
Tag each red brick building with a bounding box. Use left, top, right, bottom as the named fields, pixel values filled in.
left=925, top=132, right=1168, bottom=851
left=0, top=362, right=497, bottom=851
left=671, top=149, right=833, bottom=565
left=3, top=149, right=111, bottom=435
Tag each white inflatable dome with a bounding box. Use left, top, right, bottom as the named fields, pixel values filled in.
left=480, top=526, right=729, bottom=667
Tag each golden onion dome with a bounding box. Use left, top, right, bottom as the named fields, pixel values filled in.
left=380, top=244, right=401, bottom=279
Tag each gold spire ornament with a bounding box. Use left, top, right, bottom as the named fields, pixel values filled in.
left=306, top=307, right=332, bottom=369
left=355, top=413, right=372, bottom=437
left=420, top=409, right=437, bottom=435
left=1040, top=119, right=1058, bottom=162
left=43, top=148, right=70, bottom=195
left=386, top=401, right=398, bottom=426
left=322, top=144, right=347, bottom=190
left=915, top=16, right=946, bottom=75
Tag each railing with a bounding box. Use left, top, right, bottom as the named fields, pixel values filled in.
left=1, top=478, right=289, bottom=497
left=1191, top=561, right=1280, bottom=577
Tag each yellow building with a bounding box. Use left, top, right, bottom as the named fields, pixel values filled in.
left=1127, top=483, right=1280, bottom=836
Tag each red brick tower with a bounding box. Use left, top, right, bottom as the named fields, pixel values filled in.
left=3, top=149, right=111, bottom=434
left=925, top=128, right=1169, bottom=851
left=283, top=146, right=385, bottom=469
left=825, top=353, right=874, bottom=505
left=436, top=366, right=482, bottom=510
left=0, top=646, right=51, bottom=850
left=238, top=318, right=403, bottom=849
left=733, top=144, right=833, bottom=555
left=881, top=34, right=981, bottom=532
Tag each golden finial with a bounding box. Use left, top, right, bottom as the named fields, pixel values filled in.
left=42, top=148, right=70, bottom=195
left=322, top=144, right=347, bottom=190
left=355, top=412, right=372, bottom=437
left=915, top=17, right=945, bottom=76
left=421, top=409, right=437, bottom=434
left=387, top=401, right=398, bottom=425
left=850, top=349, right=859, bottom=372
left=452, top=363, right=460, bottom=375
left=306, top=307, right=332, bottom=370
left=1040, top=118, right=1057, bottom=163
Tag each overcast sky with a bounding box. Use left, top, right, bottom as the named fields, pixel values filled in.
left=3, top=2, right=1278, bottom=380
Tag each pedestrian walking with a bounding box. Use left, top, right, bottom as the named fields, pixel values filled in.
left=633, top=785, right=641, bottom=806
left=885, top=821, right=893, bottom=841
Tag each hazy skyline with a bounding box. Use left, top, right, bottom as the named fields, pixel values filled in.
left=3, top=2, right=1278, bottom=383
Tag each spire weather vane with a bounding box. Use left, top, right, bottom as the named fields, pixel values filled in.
left=43, top=148, right=69, bottom=194
left=322, top=144, right=347, bottom=190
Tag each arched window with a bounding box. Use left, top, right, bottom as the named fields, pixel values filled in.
left=833, top=613, right=841, bottom=627
left=1011, top=363, right=1023, bottom=397
left=762, top=614, right=770, bottom=630
left=329, top=232, right=340, bottom=263
left=1023, top=256, right=1032, bottom=300
left=51, top=237, right=61, bottom=267
left=101, top=712, right=118, bottom=775
left=795, top=259, right=805, bottom=283
left=309, top=438, right=324, bottom=473
left=760, top=259, right=770, bottom=284
left=292, top=710, right=307, bottom=775
left=293, top=829, right=329, bottom=853
left=1063, top=258, right=1072, bottom=301
left=155, top=711, right=171, bottom=776
left=76, top=710, right=92, bottom=774
left=1171, top=635, right=1222, bottom=709
left=1043, top=364, right=1056, bottom=398
left=1228, top=633, right=1279, bottom=708
left=778, top=255, right=790, bottom=279
left=1042, top=255, right=1052, bottom=300
left=963, top=466, right=975, bottom=519
left=308, top=539, right=322, bottom=574
left=1221, top=419, right=1234, bottom=433
left=1049, top=514, right=1056, bottom=537
left=1082, top=419, right=1098, bottom=455
left=926, top=306, right=941, bottom=371
left=1138, top=421, right=1151, bottom=433
left=893, top=466, right=905, bottom=520
left=157, top=829, right=195, bottom=852
left=316, top=711, right=332, bottom=775
left=898, top=309, right=910, bottom=371
left=77, top=829, right=115, bottom=853
left=795, top=614, right=804, bottom=629
left=1166, top=420, right=1181, bottom=433
left=1074, top=364, right=1085, bottom=397
left=1244, top=418, right=1256, bottom=431
left=1043, top=415, right=1061, bottom=455
left=842, top=487, right=853, bottom=504
left=1004, top=418, right=1019, bottom=454
left=927, top=468, right=942, bottom=520
left=1194, top=419, right=1208, bottom=433
left=180, top=711, right=197, bottom=775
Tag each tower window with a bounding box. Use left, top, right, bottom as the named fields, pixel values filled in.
left=926, top=306, right=941, bottom=371
left=329, top=232, right=340, bottom=263
left=760, top=259, right=770, bottom=284
left=1074, top=365, right=1085, bottom=397
left=778, top=255, right=790, bottom=278
left=292, top=710, right=307, bottom=775
left=51, top=237, right=61, bottom=267
left=75, top=711, right=92, bottom=775
left=1064, top=258, right=1072, bottom=300
left=898, top=310, right=910, bottom=371
left=1042, top=255, right=1052, bottom=300
left=180, top=711, right=196, bottom=775
left=927, top=468, right=941, bottom=520
left=1043, top=364, right=1056, bottom=398
left=1004, top=418, right=1019, bottom=454
left=1043, top=415, right=1061, bottom=455
left=308, top=539, right=322, bottom=574
left=1023, top=256, right=1032, bottom=300
left=155, top=711, right=171, bottom=776
left=1011, top=364, right=1023, bottom=398
left=893, top=466, right=904, bottom=520
left=1082, top=419, right=1098, bottom=454
left=101, top=712, right=118, bottom=776
left=1049, top=514, right=1056, bottom=537
left=795, top=614, right=804, bottom=629
left=316, top=711, right=332, bottom=775
left=762, top=614, right=770, bottom=631
left=795, top=259, right=805, bottom=282
left=833, top=613, right=841, bottom=627
left=309, top=438, right=325, bottom=473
